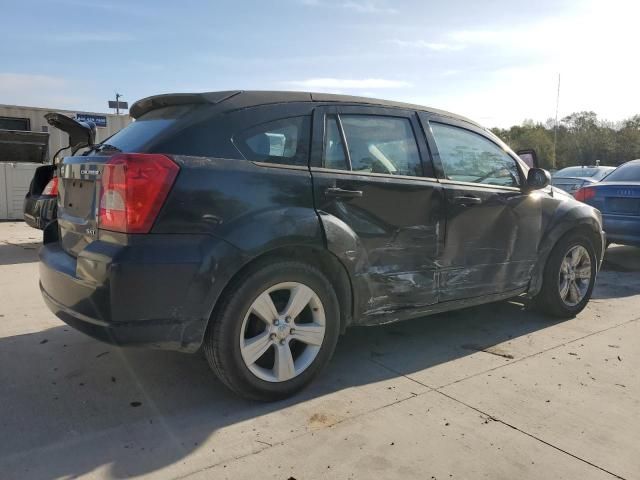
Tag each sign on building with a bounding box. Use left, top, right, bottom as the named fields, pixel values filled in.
left=75, top=113, right=107, bottom=128
left=108, top=101, right=129, bottom=110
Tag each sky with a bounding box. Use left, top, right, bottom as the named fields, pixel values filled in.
left=1, top=0, right=638, bottom=127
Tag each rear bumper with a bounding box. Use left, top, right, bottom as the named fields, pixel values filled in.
left=39, top=235, right=245, bottom=352
left=603, top=213, right=640, bottom=246
left=23, top=194, right=57, bottom=230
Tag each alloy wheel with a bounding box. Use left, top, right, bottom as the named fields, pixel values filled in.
left=239, top=282, right=326, bottom=382
left=558, top=245, right=592, bottom=307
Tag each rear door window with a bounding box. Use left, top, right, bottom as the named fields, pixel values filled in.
left=233, top=116, right=311, bottom=166
left=323, top=114, right=422, bottom=177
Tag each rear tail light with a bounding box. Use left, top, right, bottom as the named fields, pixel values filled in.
left=574, top=186, right=596, bottom=202
left=42, top=177, right=59, bottom=196
left=99, top=153, right=179, bottom=233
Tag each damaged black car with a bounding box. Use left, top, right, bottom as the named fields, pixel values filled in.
left=38, top=91, right=605, bottom=400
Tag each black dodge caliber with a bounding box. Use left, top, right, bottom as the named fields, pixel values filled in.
left=39, top=91, right=605, bottom=400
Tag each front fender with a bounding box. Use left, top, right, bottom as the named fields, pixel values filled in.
left=528, top=202, right=604, bottom=297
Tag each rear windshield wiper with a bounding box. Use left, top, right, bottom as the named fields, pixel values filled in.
left=96, top=143, right=122, bottom=152
left=84, top=143, right=122, bottom=155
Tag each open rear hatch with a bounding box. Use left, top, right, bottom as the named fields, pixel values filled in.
left=45, top=113, right=96, bottom=154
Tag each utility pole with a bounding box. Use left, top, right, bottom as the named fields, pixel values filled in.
left=553, top=74, right=560, bottom=170
left=115, top=93, right=122, bottom=115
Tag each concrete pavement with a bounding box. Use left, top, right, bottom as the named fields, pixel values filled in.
left=0, top=221, right=638, bottom=479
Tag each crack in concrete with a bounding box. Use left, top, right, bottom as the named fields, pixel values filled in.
left=367, top=317, right=640, bottom=480
left=440, top=314, right=640, bottom=389
left=435, top=389, right=627, bottom=480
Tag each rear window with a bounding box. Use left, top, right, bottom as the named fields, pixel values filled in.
left=99, top=105, right=196, bottom=152
left=604, top=162, right=640, bottom=182
left=555, top=167, right=603, bottom=178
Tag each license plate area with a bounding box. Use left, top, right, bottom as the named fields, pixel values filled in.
left=606, top=197, right=640, bottom=215
left=61, top=178, right=97, bottom=218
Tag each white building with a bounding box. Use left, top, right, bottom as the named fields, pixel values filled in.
left=0, top=104, right=131, bottom=162
left=0, top=104, right=131, bottom=219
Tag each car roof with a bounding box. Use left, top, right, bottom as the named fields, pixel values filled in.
left=129, top=90, right=479, bottom=127
left=557, top=165, right=613, bottom=171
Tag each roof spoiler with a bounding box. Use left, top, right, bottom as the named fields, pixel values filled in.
left=129, top=91, right=241, bottom=119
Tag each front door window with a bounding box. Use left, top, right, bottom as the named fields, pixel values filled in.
left=430, top=122, right=521, bottom=187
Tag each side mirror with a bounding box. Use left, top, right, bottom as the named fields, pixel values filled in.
left=516, top=149, right=538, bottom=168
left=526, top=168, right=551, bottom=190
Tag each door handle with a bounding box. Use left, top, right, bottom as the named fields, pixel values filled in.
left=325, top=187, right=363, bottom=198
left=453, top=195, right=482, bottom=206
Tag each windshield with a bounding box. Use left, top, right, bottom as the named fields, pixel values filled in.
left=604, top=162, right=640, bottom=182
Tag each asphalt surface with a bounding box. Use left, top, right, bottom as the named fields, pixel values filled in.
left=1, top=221, right=639, bottom=479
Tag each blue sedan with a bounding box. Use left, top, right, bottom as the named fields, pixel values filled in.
left=575, top=159, right=640, bottom=246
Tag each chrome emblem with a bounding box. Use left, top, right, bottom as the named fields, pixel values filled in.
left=81, top=169, right=100, bottom=176
left=86, top=228, right=97, bottom=236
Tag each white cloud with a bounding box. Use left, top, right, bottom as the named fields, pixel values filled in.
left=0, top=73, right=66, bottom=91
left=286, top=78, right=411, bottom=89
left=341, top=1, right=397, bottom=14
left=0, top=73, right=91, bottom=110
left=388, top=0, right=640, bottom=126
left=299, top=0, right=397, bottom=14
left=391, top=39, right=465, bottom=51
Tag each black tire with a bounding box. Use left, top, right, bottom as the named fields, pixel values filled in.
left=204, top=260, right=341, bottom=401
left=534, top=231, right=597, bottom=318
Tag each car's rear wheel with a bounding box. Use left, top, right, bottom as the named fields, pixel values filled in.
left=204, top=260, right=340, bottom=401
left=534, top=232, right=597, bottom=318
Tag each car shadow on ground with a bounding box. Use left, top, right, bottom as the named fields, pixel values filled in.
left=0, top=298, right=568, bottom=479
left=0, top=241, right=41, bottom=266
left=1, top=242, right=638, bottom=478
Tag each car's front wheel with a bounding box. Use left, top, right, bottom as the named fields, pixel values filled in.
left=534, top=232, right=597, bottom=318
left=204, top=260, right=340, bottom=401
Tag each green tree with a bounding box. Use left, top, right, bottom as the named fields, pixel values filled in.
left=493, top=111, right=640, bottom=169
left=492, top=123, right=555, bottom=169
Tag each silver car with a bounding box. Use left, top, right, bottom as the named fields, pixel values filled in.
left=552, top=165, right=615, bottom=194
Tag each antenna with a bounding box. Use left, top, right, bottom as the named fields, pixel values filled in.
left=553, top=73, right=560, bottom=169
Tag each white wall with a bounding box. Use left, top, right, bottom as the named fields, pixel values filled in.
left=0, top=162, right=40, bottom=219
